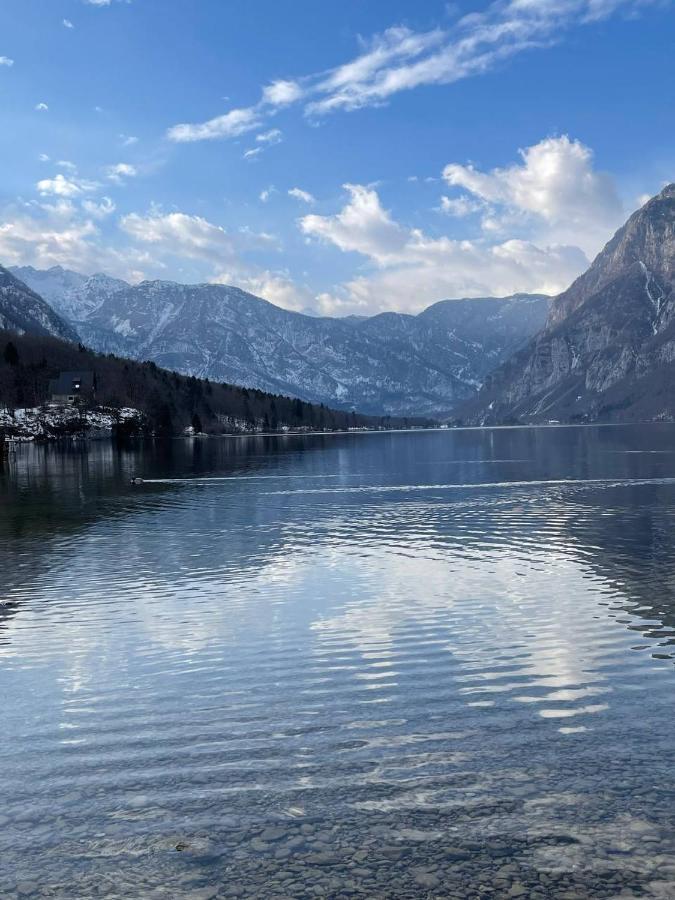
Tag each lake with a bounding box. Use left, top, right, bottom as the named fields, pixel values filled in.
left=2, top=426, right=675, bottom=899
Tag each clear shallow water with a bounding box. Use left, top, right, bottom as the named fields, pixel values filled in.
left=1, top=426, right=675, bottom=899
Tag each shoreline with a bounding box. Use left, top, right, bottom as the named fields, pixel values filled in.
left=4, top=419, right=674, bottom=453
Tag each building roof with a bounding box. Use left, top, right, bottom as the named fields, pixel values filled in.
left=49, top=370, right=95, bottom=395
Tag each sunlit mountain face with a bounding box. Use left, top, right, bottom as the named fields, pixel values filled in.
left=469, top=186, right=675, bottom=424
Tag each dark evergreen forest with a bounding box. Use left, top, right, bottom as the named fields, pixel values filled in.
left=0, top=330, right=424, bottom=436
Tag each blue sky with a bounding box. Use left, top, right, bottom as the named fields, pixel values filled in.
left=0, top=0, right=673, bottom=315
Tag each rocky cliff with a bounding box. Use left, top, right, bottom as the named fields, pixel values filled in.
left=464, top=184, right=675, bottom=424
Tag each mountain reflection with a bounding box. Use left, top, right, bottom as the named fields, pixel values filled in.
left=4, top=428, right=675, bottom=654
left=3, top=427, right=675, bottom=897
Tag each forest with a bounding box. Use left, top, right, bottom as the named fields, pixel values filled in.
left=0, top=329, right=425, bottom=436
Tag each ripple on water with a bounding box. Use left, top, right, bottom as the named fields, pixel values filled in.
left=2, top=429, right=675, bottom=897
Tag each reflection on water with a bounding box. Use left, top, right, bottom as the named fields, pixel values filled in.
left=2, top=427, right=675, bottom=898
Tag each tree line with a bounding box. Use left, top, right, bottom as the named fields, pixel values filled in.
left=0, top=331, right=425, bottom=435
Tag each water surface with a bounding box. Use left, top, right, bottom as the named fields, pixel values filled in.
left=2, top=426, right=675, bottom=898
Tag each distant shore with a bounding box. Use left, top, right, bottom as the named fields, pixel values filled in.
left=1, top=403, right=444, bottom=445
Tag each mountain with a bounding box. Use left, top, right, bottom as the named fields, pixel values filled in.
left=1, top=328, right=418, bottom=439
left=10, top=264, right=549, bottom=417
left=463, top=184, right=675, bottom=424
left=10, top=265, right=127, bottom=321
left=0, top=266, right=78, bottom=341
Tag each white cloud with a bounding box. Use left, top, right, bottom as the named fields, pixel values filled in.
left=167, top=0, right=662, bottom=144
left=119, top=134, right=138, bottom=146
left=0, top=201, right=99, bottom=270
left=439, top=194, right=483, bottom=216
left=35, top=102, right=49, bottom=111
left=38, top=153, right=50, bottom=163
left=120, top=210, right=242, bottom=266
left=237, top=225, right=279, bottom=246
left=261, top=79, right=303, bottom=106
left=0, top=196, right=287, bottom=293
left=82, top=196, right=116, bottom=218
left=63, top=19, right=74, bottom=28
left=306, top=1, right=661, bottom=116
left=214, top=270, right=314, bottom=313
left=442, top=135, right=624, bottom=255
left=288, top=187, right=316, bottom=205
left=259, top=186, right=276, bottom=203
left=57, top=160, right=78, bottom=172
left=105, top=162, right=137, bottom=183
left=0, top=56, right=14, bottom=67
left=300, top=184, right=406, bottom=261
left=256, top=128, right=283, bottom=145
left=1, top=191, right=305, bottom=305
left=307, top=26, right=446, bottom=115
left=0, top=200, right=223, bottom=283
left=119, top=209, right=307, bottom=308
left=243, top=129, right=283, bottom=160
left=0, top=176, right=596, bottom=318
left=315, top=235, right=586, bottom=317
left=300, top=173, right=596, bottom=316
left=36, top=173, right=99, bottom=198
left=0, top=198, right=149, bottom=279
left=167, top=106, right=260, bottom=143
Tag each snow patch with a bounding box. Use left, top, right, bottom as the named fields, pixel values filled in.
left=1, top=405, right=143, bottom=440
left=639, top=260, right=666, bottom=334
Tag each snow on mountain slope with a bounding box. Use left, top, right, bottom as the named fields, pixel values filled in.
left=10, top=265, right=128, bottom=321
left=464, top=184, right=675, bottom=424
left=13, top=266, right=550, bottom=416
left=0, top=266, right=79, bottom=341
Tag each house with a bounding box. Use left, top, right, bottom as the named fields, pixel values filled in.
left=49, top=371, right=96, bottom=405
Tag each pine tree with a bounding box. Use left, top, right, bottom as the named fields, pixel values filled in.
left=3, top=342, right=19, bottom=366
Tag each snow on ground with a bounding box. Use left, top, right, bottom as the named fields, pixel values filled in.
left=0, top=405, right=144, bottom=440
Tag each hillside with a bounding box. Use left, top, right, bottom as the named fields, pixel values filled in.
left=0, top=330, right=416, bottom=439
left=462, top=184, right=675, bottom=424
left=11, top=265, right=550, bottom=417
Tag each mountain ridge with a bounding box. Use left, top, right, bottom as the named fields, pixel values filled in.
left=11, top=264, right=550, bottom=417
left=462, top=184, right=675, bottom=424
left=0, top=265, right=79, bottom=342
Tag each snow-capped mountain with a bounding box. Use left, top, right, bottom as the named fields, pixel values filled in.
left=10, top=265, right=128, bottom=321
left=0, top=266, right=78, bottom=341
left=12, top=265, right=549, bottom=416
